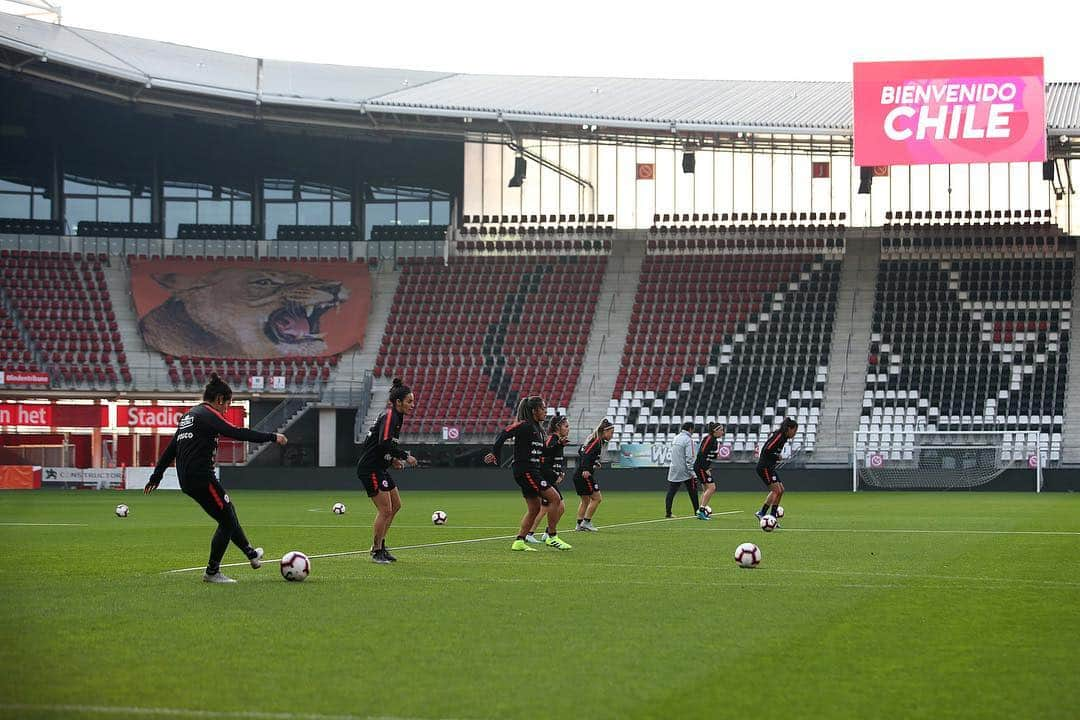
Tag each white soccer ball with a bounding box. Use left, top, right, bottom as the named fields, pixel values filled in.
left=775, top=505, right=784, bottom=519
left=280, top=551, right=310, bottom=582
left=734, top=542, right=761, bottom=568
left=332, top=502, right=346, bottom=515
left=760, top=514, right=778, bottom=532
left=701, top=505, right=713, bottom=517
left=431, top=510, right=448, bottom=525
left=115, top=504, right=129, bottom=518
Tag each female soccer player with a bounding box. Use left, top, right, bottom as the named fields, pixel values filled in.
left=485, top=396, right=571, bottom=551
left=573, top=418, right=614, bottom=531
left=525, top=413, right=569, bottom=544
left=693, top=422, right=726, bottom=519
left=144, top=373, right=287, bottom=583
left=665, top=421, right=701, bottom=518
left=356, top=377, right=418, bottom=564
left=756, top=417, right=798, bottom=522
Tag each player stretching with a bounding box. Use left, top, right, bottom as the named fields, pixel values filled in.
left=573, top=418, right=614, bottom=531
left=693, top=422, right=726, bottom=520
left=756, top=417, right=798, bottom=522
left=485, top=396, right=571, bottom=551
left=357, top=378, right=418, bottom=564
left=145, top=374, right=286, bottom=583
left=526, top=413, right=569, bottom=544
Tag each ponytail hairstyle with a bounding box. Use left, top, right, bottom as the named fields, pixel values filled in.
left=202, top=373, right=233, bottom=403
left=388, top=377, right=412, bottom=407
left=706, top=421, right=723, bottom=435
left=587, top=418, right=615, bottom=443
left=781, top=417, right=799, bottom=432
left=547, top=413, right=568, bottom=434
left=516, top=395, right=545, bottom=422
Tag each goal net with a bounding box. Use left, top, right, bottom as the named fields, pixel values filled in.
left=853, top=430, right=1044, bottom=492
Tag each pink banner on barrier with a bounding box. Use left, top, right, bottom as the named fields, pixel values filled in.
left=854, top=57, right=1046, bottom=166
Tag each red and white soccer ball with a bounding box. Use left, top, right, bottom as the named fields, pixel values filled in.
left=700, top=505, right=713, bottom=517
left=115, top=504, right=129, bottom=518
left=775, top=506, right=784, bottom=519
left=431, top=510, right=448, bottom=525
left=280, top=551, right=310, bottom=582
left=734, top=542, right=761, bottom=568
left=332, top=502, right=346, bottom=515
left=760, top=514, right=778, bottom=532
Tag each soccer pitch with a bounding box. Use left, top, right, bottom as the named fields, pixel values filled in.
left=1, top=490, right=1078, bottom=720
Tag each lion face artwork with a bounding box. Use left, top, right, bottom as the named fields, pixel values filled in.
left=139, top=267, right=350, bottom=358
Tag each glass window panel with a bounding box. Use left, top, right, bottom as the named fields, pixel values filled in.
left=263, top=179, right=294, bottom=200
left=132, top=198, right=151, bottom=222
left=264, top=203, right=295, bottom=239
left=364, top=203, right=395, bottom=239
left=372, top=187, right=397, bottom=200
left=332, top=201, right=352, bottom=225
left=233, top=201, right=251, bottom=225
left=98, top=183, right=130, bottom=197
left=31, top=194, right=51, bottom=220
left=66, top=198, right=97, bottom=233
left=98, top=197, right=130, bottom=222
left=165, top=200, right=196, bottom=238
left=199, top=200, right=230, bottom=225
left=64, top=177, right=99, bottom=194
left=298, top=201, right=330, bottom=225
left=0, top=179, right=30, bottom=192
left=163, top=182, right=198, bottom=198
left=300, top=185, right=332, bottom=201
left=398, top=201, right=430, bottom=225
left=432, top=201, right=450, bottom=225
left=0, top=194, right=29, bottom=218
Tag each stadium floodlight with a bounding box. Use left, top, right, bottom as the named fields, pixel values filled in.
left=508, top=156, right=526, bottom=188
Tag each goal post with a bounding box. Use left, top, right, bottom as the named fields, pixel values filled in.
left=852, top=430, right=1044, bottom=492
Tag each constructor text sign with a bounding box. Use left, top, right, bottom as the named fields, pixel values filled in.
left=854, top=57, right=1045, bottom=166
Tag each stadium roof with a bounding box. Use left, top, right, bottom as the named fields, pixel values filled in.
left=1, top=11, right=1078, bottom=140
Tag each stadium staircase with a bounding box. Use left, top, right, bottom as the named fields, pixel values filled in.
left=102, top=259, right=174, bottom=391
left=810, top=231, right=881, bottom=464
left=347, top=267, right=403, bottom=437
left=566, top=234, right=646, bottom=443
left=243, top=397, right=314, bottom=464
left=1059, top=255, right=1080, bottom=464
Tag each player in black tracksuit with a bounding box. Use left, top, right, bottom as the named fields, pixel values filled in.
left=756, top=417, right=798, bottom=521
left=525, top=413, right=570, bottom=543
left=145, top=374, right=286, bottom=583
left=693, top=422, right=726, bottom=519
left=485, top=396, right=571, bottom=551
left=573, top=418, right=614, bottom=531
left=356, top=378, right=417, bottom=564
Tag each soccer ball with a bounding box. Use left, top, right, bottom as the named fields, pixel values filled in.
left=332, top=502, right=346, bottom=515
left=734, top=542, right=761, bottom=568
left=280, top=551, right=310, bottom=582
left=760, top=514, right=778, bottom=532
left=775, top=505, right=784, bottom=519
left=115, top=504, right=129, bottom=518
left=431, top=510, right=448, bottom=525
left=700, top=505, right=713, bottom=517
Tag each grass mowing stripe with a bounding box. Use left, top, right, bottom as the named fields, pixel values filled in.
left=162, top=512, right=737, bottom=574
left=0, top=703, right=461, bottom=719
left=0, top=522, right=89, bottom=527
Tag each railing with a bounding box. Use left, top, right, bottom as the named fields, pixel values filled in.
left=232, top=397, right=311, bottom=464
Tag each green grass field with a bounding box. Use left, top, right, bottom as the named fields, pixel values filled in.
left=1, top=489, right=1078, bottom=720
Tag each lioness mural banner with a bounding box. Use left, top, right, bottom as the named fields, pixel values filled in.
left=131, top=259, right=370, bottom=359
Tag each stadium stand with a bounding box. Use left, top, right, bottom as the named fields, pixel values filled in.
left=0, top=249, right=131, bottom=387
left=610, top=228, right=844, bottom=455
left=375, top=254, right=605, bottom=435
left=277, top=225, right=360, bottom=241
left=162, top=354, right=339, bottom=389
left=177, top=224, right=261, bottom=241
left=457, top=214, right=614, bottom=254
left=860, top=223, right=1073, bottom=463
left=77, top=221, right=163, bottom=238
left=0, top=218, right=64, bottom=235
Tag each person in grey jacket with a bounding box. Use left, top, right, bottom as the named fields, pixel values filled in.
left=665, top=421, right=702, bottom=518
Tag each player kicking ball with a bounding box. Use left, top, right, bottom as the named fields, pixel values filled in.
left=755, top=417, right=798, bottom=525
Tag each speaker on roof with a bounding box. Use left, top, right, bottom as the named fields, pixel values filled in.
left=508, top=156, right=527, bottom=188
left=1042, top=160, right=1055, bottom=182
left=682, top=152, right=696, bottom=174
left=857, top=166, right=873, bottom=195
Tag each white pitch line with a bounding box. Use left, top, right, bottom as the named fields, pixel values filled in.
left=0, top=703, right=465, bottom=720
left=704, top=527, right=1080, bottom=537
left=163, top=512, right=737, bottom=574
left=0, top=522, right=88, bottom=527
